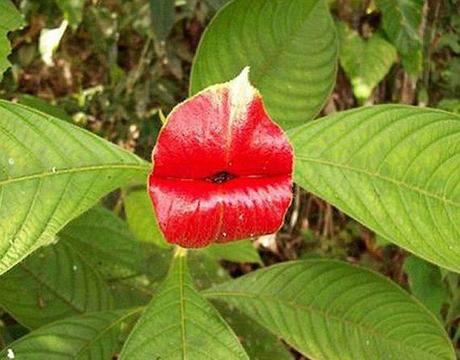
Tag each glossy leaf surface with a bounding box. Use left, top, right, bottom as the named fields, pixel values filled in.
left=120, top=252, right=249, bottom=359
left=149, top=69, right=293, bottom=247
left=204, top=260, right=455, bottom=360
left=290, top=105, right=460, bottom=272
left=190, top=0, right=337, bottom=129
left=0, top=101, right=149, bottom=275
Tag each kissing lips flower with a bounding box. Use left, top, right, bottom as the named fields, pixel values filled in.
left=148, top=68, right=294, bottom=248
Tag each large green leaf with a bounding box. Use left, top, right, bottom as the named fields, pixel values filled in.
left=204, top=260, right=455, bottom=360
left=0, top=309, right=141, bottom=359
left=190, top=0, right=337, bottom=129
left=120, top=251, right=249, bottom=359
left=60, top=206, right=146, bottom=279
left=0, top=100, right=149, bottom=276
left=337, top=22, right=397, bottom=102
left=0, top=1, right=23, bottom=81
left=375, top=0, right=424, bottom=76
left=289, top=105, right=460, bottom=272
left=0, top=241, right=112, bottom=329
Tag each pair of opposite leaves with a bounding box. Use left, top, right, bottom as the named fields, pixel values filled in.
left=148, top=68, right=294, bottom=248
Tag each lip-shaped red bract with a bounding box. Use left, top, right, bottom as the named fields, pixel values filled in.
left=148, top=68, right=293, bottom=248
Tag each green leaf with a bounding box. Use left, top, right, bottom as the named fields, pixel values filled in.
left=0, top=0, right=24, bottom=81
left=337, top=22, right=397, bottom=102
left=204, top=260, right=455, bottom=360
left=120, top=251, right=249, bottom=359
left=404, top=255, right=448, bottom=317
left=56, top=0, right=85, bottom=29
left=124, top=188, right=168, bottom=248
left=0, top=309, right=141, bottom=359
left=215, top=303, right=292, bottom=360
left=190, top=0, right=338, bottom=129
left=289, top=105, right=460, bottom=273
left=0, top=241, right=112, bottom=329
left=60, top=206, right=146, bottom=279
left=203, top=240, right=262, bottom=264
left=375, top=0, right=424, bottom=76
left=17, top=94, right=72, bottom=122
left=0, top=100, right=149, bottom=276
left=149, top=0, right=175, bottom=41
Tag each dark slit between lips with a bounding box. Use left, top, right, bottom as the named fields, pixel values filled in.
left=206, top=171, right=236, bottom=184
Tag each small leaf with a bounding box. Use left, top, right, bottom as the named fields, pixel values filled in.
left=337, top=22, right=397, bottom=102
left=0, top=241, right=112, bottom=329
left=190, top=0, right=338, bottom=129
left=203, top=240, right=262, bottom=264
left=60, top=206, right=146, bottom=279
left=375, top=0, right=424, bottom=76
left=149, top=0, right=175, bottom=41
left=404, top=255, right=448, bottom=317
left=0, top=0, right=24, bottom=81
left=120, top=251, right=249, bottom=359
left=124, top=188, right=169, bottom=248
left=289, top=105, right=460, bottom=273
left=56, top=0, right=85, bottom=29
left=204, top=260, right=455, bottom=360
left=0, top=309, right=141, bottom=359
left=0, top=101, right=149, bottom=276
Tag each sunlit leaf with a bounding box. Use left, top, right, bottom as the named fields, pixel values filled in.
left=0, top=100, right=149, bottom=276
left=204, top=260, right=455, bottom=360
left=290, top=105, right=460, bottom=272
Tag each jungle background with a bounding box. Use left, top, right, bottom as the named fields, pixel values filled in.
left=0, top=0, right=460, bottom=358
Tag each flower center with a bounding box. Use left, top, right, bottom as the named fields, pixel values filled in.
left=207, top=171, right=235, bottom=184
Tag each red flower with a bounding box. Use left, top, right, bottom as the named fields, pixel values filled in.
left=148, top=68, right=293, bottom=248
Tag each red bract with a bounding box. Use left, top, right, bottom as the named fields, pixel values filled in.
left=148, top=68, right=294, bottom=248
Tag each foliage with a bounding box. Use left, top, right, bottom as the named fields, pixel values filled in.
left=0, top=0, right=459, bottom=358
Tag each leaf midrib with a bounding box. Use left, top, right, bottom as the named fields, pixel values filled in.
left=0, top=163, right=150, bottom=187
left=295, top=156, right=460, bottom=208
left=204, top=291, right=449, bottom=360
